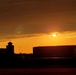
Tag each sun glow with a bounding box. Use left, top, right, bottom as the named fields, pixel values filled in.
left=52, top=33, right=57, bottom=37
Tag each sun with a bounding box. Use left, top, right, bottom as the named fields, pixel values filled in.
left=52, top=33, right=57, bottom=37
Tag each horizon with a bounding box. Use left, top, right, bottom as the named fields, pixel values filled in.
left=0, top=41, right=76, bottom=54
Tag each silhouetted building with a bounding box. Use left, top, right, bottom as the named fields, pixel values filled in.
left=0, top=42, right=14, bottom=55
left=0, top=48, right=7, bottom=54
left=6, top=42, right=14, bottom=55
left=33, top=45, right=76, bottom=57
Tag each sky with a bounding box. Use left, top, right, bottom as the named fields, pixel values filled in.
left=0, top=0, right=76, bottom=53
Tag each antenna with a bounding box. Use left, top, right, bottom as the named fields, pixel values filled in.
left=19, top=46, right=21, bottom=53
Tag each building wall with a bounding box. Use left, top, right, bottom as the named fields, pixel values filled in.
left=6, top=45, right=14, bottom=54
left=33, top=46, right=76, bottom=57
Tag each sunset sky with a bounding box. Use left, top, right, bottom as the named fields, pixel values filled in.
left=0, top=0, right=76, bottom=53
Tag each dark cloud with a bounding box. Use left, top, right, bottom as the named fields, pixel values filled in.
left=0, top=33, right=44, bottom=42
left=0, top=0, right=76, bottom=36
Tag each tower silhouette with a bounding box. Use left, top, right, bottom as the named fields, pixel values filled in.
left=6, top=42, right=14, bottom=55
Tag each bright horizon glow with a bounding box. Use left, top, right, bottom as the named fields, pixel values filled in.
left=0, top=31, right=76, bottom=53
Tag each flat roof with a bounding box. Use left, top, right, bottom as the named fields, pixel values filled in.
left=33, top=45, right=76, bottom=48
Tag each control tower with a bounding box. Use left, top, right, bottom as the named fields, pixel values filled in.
left=6, top=42, right=14, bottom=55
